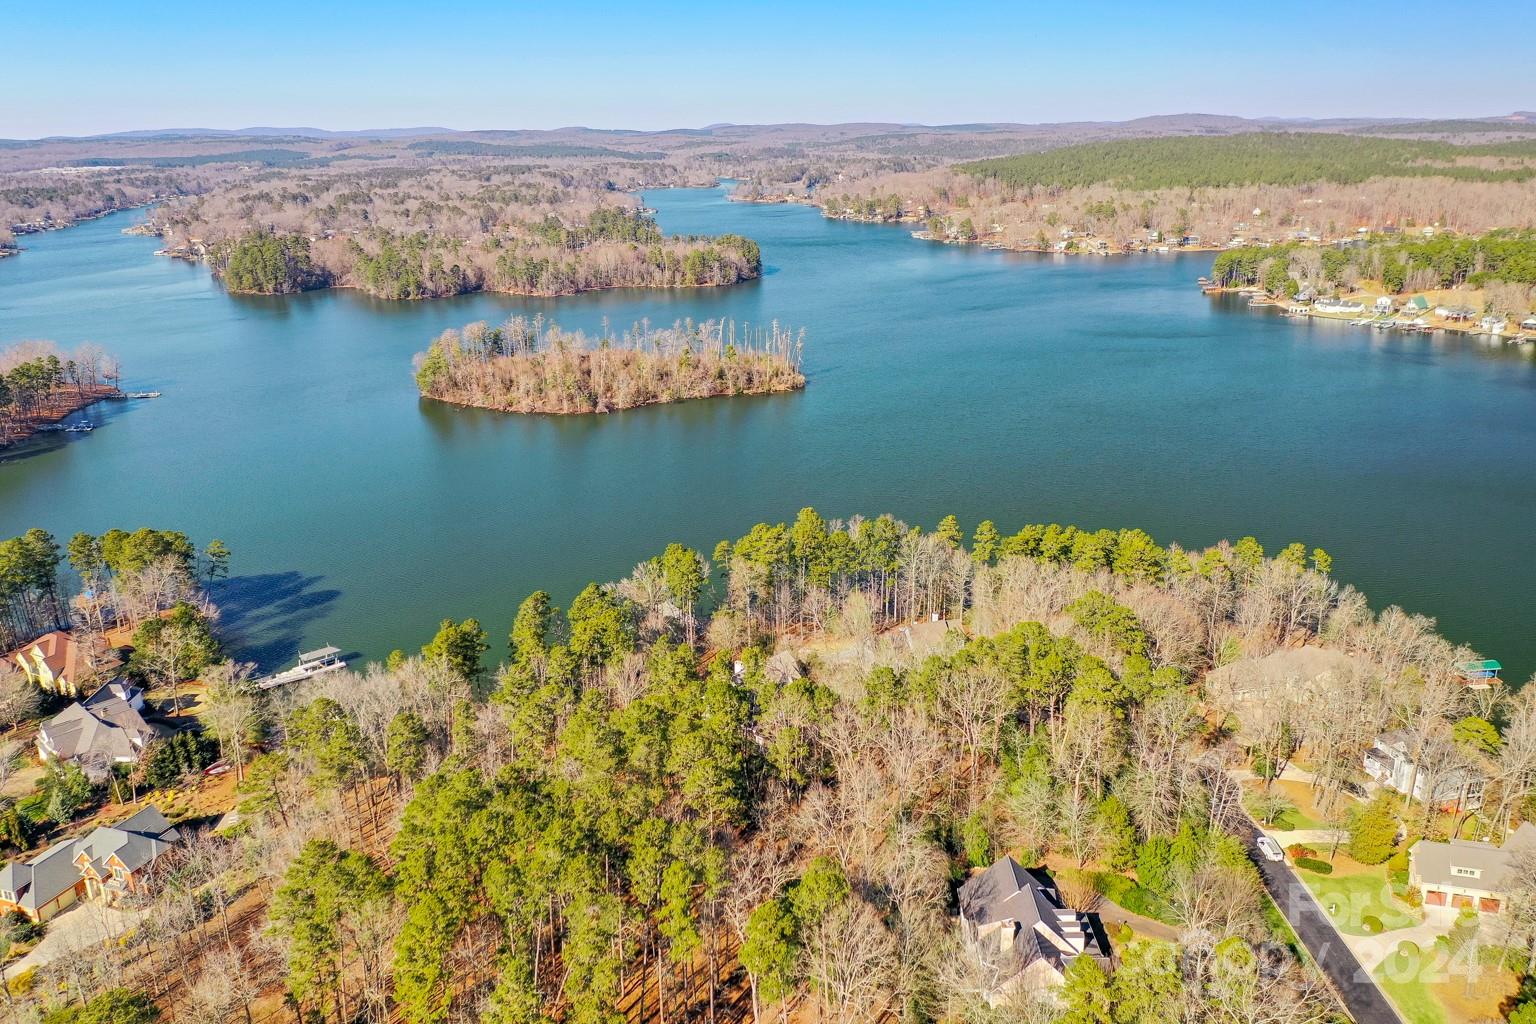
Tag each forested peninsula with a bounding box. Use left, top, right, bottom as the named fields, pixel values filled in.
left=414, top=316, right=805, bottom=413
left=157, top=166, right=762, bottom=300
left=1, top=341, right=121, bottom=448
left=748, top=133, right=1536, bottom=258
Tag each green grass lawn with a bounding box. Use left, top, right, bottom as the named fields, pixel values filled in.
left=1244, top=790, right=1323, bottom=831
left=1374, top=951, right=1447, bottom=1024
left=1267, top=805, right=1323, bottom=831
left=1298, top=867, right=1420, bottom=935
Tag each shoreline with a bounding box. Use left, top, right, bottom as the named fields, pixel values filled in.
left=421, top=378, right=806, bottom=417
left=0, top=385, right=123, bottom=450
left=7, top=196, right=175, bottom=241
left=728, top=191, right=1226, bottom=256
left=214, top=272, right=762, bottom=302
left=1203, top=286, right=1536, bottom=345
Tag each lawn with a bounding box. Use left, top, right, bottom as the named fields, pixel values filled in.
left=1297, top=864, right=1420, bottom=935
left=1244, top=778, right=1336, bottom=831
left=1375, top=952, right=1447, bottom=1024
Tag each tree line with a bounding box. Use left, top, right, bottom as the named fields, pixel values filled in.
left=959, top=134, right=1536, bottom=191
left=1211, top=232, right=1536, bottom=315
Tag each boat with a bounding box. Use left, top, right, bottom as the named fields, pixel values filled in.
left=63, top=422, right=94, bottom=433
left=256, top=645, right=348, bottom=689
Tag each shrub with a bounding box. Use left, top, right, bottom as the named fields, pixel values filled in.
left=1390, top=869, right=1409, bottom=887
left=1294, top=857, right=1333, bottom=875
left=144, top=730, right=217, bottom=789
left=6, top=966, right=35, bottom=996
left=1387, top=849, right=1410, bottom=873
left=1348, top=795, right=1399, bottom=865
left=1287, top=844, right=1318, bottom=859
left=3, top=910, right=43, bottom=944
left=1093, top=871, right=1177, bottom=925
left=1402, top=886, right=1423, bottom=908
left=1362, top=915, right=1384, bottom=934
left=1396, top=940, right=1421, bottom=958
left=960, top=808, right=993, bottom=869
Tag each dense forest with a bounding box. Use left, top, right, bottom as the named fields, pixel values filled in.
left=958, top=134, right=1536, bottom=190
left=213, top=232, right=331, bottom=294
left=414, top=316, right=804, bottom=413
left=769, top=133, right=1536, bottom=257
left=158, top=167, right=762, bottom=299
left=6, top=507, right=1535, bottom=1024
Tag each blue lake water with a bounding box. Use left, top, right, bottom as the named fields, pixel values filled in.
left=2, top=186, right=1533, bottom=678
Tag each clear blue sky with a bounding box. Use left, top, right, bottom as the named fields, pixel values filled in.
left=9, top=0, right=1534, bottom=137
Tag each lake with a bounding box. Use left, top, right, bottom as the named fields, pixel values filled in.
left=2, top=186, right=1533, bottom=679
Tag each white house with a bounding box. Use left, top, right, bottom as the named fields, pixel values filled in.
left=1364, top=731, right=1484, bottom=810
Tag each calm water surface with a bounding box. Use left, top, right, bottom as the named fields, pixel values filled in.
left=2, top=187, right=1533, bottom=677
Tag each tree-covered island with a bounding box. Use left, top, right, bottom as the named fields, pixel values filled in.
left=414, top=316, right=805, bottom=414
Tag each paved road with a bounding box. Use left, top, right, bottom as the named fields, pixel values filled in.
left=1242, top=822, right=1404, bottom=1024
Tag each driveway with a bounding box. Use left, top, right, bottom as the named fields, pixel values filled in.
left=1241, top=819, right=1405, bottom=1024
left=4, top=902, right=143, bottom=980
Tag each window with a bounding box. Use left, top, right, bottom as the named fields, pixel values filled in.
left=1450, top=866, right=1481, bottom=879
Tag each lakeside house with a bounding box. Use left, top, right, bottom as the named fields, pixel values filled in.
left=958, top=856, right=1113, bottom=1001
left=0, top=806, right=181, bottom=923
left=1479, top=316, right=1508, bottom=335
left=1314, top=297, right=1365, bottom=314
left=1522, top=316, right=1536, bottom=331
left=1373, top=296, right=1395, bottom=313
left=1410, top=821, right=1536, bottom=915
left=36, top=681, right=162, bottom=781
left=1436, top=305, right=1477, bottom=321
left=7, top=630, right=121, bottom=698
left=1364, top=731, right=1484, bottom=810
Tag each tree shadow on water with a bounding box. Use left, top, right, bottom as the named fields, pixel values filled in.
left=210, top=571, right=342, bottom=671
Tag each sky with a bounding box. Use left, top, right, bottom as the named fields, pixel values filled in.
left=7, top=0, right=1535, bottom=138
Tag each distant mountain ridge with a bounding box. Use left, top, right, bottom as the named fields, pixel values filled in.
left=9, top=113, right=1532, bottom=144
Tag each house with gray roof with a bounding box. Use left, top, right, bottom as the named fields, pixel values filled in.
left=70, top=805, right=182, bottom=903
left=36, top=681, right=161, bottom=781
left=1410, top=821, right=1536, bottom=916
left=0, top=805, right=181, bottom=923
left=1363, top=730, right=1484, bottom=811
left=958, top=856, right=1113, bottom=1000
left=0, top=839, right=87, bottom=923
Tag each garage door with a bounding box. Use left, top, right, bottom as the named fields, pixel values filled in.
left=1425, top=890, right=1446, bottom=906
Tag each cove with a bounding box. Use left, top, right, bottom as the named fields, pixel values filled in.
left=2, top=185, right=1534, bottom=678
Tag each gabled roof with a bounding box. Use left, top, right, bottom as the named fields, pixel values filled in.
left=39, top=696, right=158, bottom=762
left=1412, top=822, right=1536, bottom=893
left=74, top=805, right=181, bottom=875
left=958, top=857, right=1111, bottom=970
left=7, top=631, right=121, bottom=685
left=82, top=679, right=143, bottom=709
left=11, top=631, right=80, bottom=678
left=0, top=840, right=83, bottom=912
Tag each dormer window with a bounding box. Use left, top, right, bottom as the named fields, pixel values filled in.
left=1451, top=866, right=1481, bottom=879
